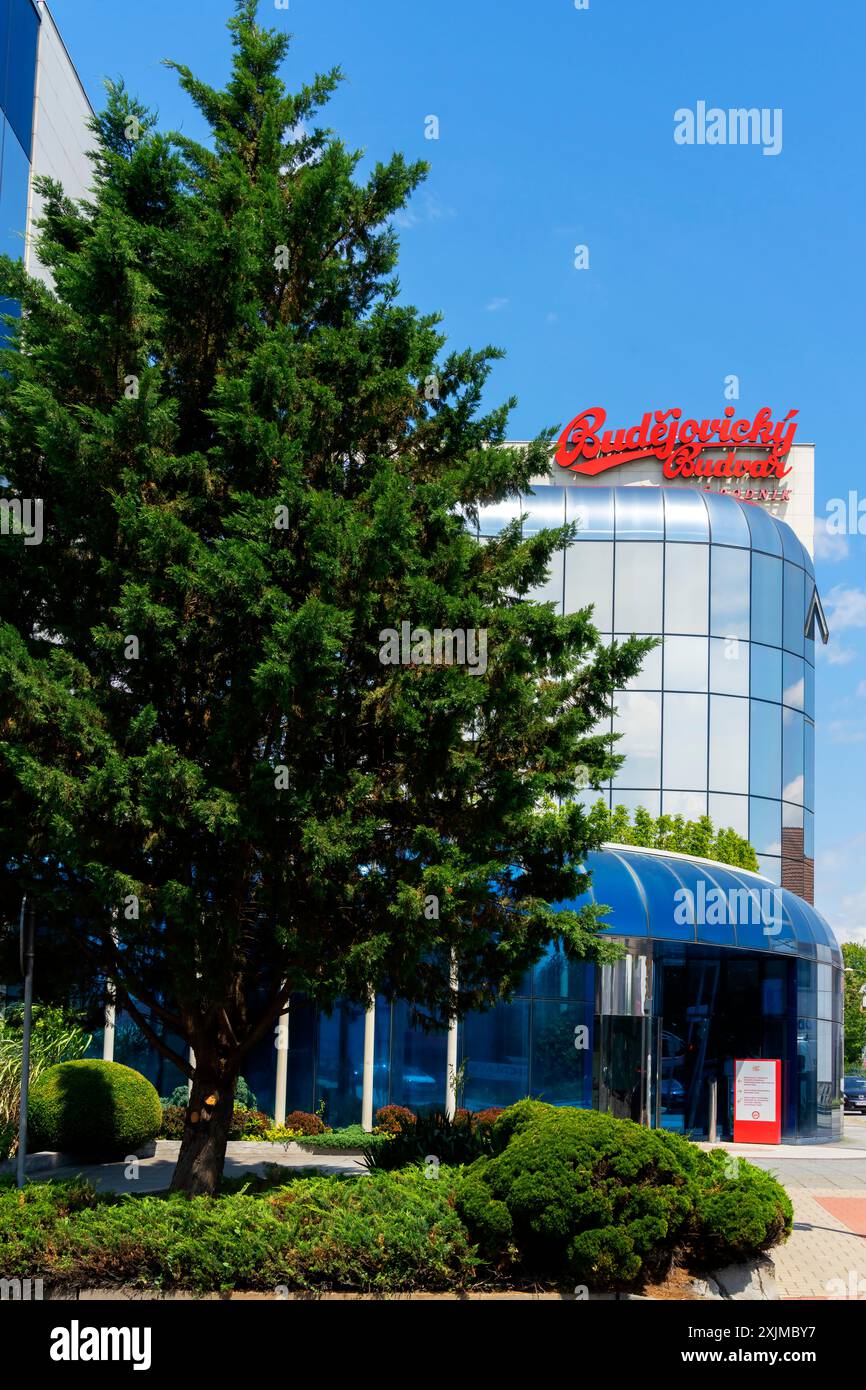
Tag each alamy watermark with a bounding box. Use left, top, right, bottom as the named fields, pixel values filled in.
left=674, top=102, right=782, bottom=157
left=0, top=497, right=43, bottom=546
left=674, top=881, right=784, bottom=936
left=379, top=622, right=488, bottom=676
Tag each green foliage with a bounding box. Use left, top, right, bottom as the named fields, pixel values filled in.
left=0, top=0, right=648, bottom=1188
left=842, top=943, right=866, bottom=1070
left=0, top=1006, right=92, bottom=1154
left=160, top=1075, right=258, bottom=1111
left=285, top=1123, right=388, bottom=1152
left=690, top=1150, right=794, bottom=1265
left=373, top=1104, right=416, bottom=1134
left=282, top=1110, right=330, bottom=1136
left=458, top=1102, right=792, bottom=1288
left=158, top=1105, right=186, bottom=1139
left=0, top=1170, right=477, bottom=1292
left=586, top=800, right=760, bottom=871
left=28, top=1061, right=162, bottom=1159
left=363, top=1110, right=494, bottom=1171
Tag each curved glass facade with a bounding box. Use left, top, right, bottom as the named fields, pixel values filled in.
left=477, top=485, right=820, bottom=894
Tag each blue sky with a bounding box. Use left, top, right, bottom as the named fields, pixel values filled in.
left=49, top=0, right=866, bottom=941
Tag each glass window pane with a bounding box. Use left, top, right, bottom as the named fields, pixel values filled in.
left=460, top=1000, right=529, bottom=1111
left=749, top=699, right=782, bottom=798
left=564, top=540, right=613, bottom=628
left=709, top=694, right=749, bottom=794
left=5, top=0, right=37, bottom=158
left=530, top=1000, right=594, bottom=1107
left=804, top=808, right=814, bottom=858
left=805, top=721, right=814, bottom=810
left=663, top=488, right=709, bottom=542
left=750, top=795, right=782, bottom=856
left=710, top=635, right=749, bottom=695
left=588, top=850, right=648, bottom=936
left=804, top=660, right=815, bottom=717
left=710, top=546, right=750, bottom=639
left=664, top=543, right=709, bottom=635
left=662, top=789, right=708, bottom=818
left=745, top=504, right=783, bottom=557
left=751, top=554, right=783, bottom=648
left=751, top=642, right=782, bottom=702
left=390, top=1002, right=447, bottom=1114
left=709, top=792, right=749, bottom=837
left=783, top=562, right=805, bottom=655
left=522, top=486, right=565, bottom=533
left=614, top=542, right=663, bottom=632
left=614, top=487, right=664, bottom=539
left=0, top=115, right=28, bottom=263
left=478, top=496, right=521, bottom=535
left=783, top=708, right=804, bottom=804
left=610, top=788, right=661, bottom=817
left=611, top=690, right=662, bottom=788
left=663, top=693, right=707, bottom=790
left=566, top=486, right=614, bottom=539
left=533, top=946, right=595, bottom=1002
left=664, top=636, right=708, bottom=691
left=704, top=491, right=751, bottom=547
left=666, top=859, right=736, bottom=947
left=782, top=653, right=805, bottom=710
left=614, top=851, right=693, bottom=941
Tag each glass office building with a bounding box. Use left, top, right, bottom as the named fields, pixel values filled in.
left=96, top=485, right=843, bottom=1144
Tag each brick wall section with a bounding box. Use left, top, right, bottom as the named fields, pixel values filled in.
left=782, top=826, right=813, bottom=903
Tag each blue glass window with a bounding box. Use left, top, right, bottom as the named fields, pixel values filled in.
left=710, top=546, right=750, bottom=639
left=390, top=1001, right=447, bottom=1114
left=530, top=999, right=593, bottom=1107
left=782, top=653, right=805, bottom=710
left=664, top=635, right=708, bottom=691
left=523, top=486, right=565, bottom=533
left=709, top=635, right=749, bottom=696
left=749, top=699, right=782, bottom=799
left=804, top=720, right=815, bottom=811
left=751, top=553, right=783, bottom=647
left=460, top=999, right=529, bottom=1110
left=745, top=505, right=783, bottom=557
left=614, top=543, right=663, bottom=631
left=533, top=944, right=594, bottom=1001
left=751, top=642, right=782, bottom=702
left=782, top=708, right=804, bottom=804
left=478, top=496, right=521, bottom=536
left=666, top=858, right=736, bottom=947
left=749, top=794, right=781, bottom=855
left=614, top=850, right=693, bottom=941
left=0, top=113, right=29, bottom=262
left=709, top=694, right=749, bottom=794
left=783, top=563, right=805, bottom=656
left=663, top=693, right=707, bottom=790
left=564, top=540, right=613, bottom=628
left=3, top=0, right=38, bottom=159
left=587, top=850, right=648, bottom=936
left=611, top=689, right=661, bottom=788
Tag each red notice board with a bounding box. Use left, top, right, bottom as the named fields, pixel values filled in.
left=733, top=1058, right=782, bottom=1144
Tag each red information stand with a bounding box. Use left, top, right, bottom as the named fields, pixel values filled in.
left=733, top=1058, right=782, bottom=1144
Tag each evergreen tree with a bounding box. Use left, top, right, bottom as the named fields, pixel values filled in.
left=0, top=2, right=649, bottom=1193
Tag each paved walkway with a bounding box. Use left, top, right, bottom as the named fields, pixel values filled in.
left=21, top=1140, right=364, bottom=1194
left=702, top=1115, right=866, bottom=1300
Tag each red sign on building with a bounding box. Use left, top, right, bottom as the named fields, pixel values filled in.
left=733, top=1058, right=782, bottom=1144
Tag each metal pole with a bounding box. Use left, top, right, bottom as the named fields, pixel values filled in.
left=708, top=1078, right=718, bottom=1143
left=274, top=1000, right=290, bottom=1128
left=361, top=993, right=375, bottom=1132
left=445, top=951, right=458, bottom=1120
left=16, top=899, right=35, bottom=1188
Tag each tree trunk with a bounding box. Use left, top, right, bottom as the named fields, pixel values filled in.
left=169, top=1066, right=236, bottom=1196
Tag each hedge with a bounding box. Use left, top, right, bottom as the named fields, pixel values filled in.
left=28, top=1061, right=162, bottom=1160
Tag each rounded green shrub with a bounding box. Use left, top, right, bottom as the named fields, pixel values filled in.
left=28, top=1060, right=162, bottom=1160
left=690, top=1149, right=793, bottom=1264
left=459, top=1104, right=705, bottom=1287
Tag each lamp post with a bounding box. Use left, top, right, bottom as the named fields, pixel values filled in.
left=16, top=897, right=35, bottom=1189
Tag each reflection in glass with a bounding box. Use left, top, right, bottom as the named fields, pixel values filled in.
left=663, top=488, right=710, bottom=542
left=805, top=721, right=814, bottom=810
left=614, top=487, right=664, bottom=538
left=745, top=504, right=783, bottom=557
left=4, top=0, right=38, bottom=157
left=564, top=540, right=613, bottom=628
left=783, top=563, right=805, bottom=656
left=751, top=642, right=782, bottom=702
left=782, top=653, right=805, bottom=709
left=750, top=796, right=782, bottom=855
left=620, top=635, right=662, bottom=690
left=708, top=792, right=749, bottom=837
left=662, top=789, right=708, bottom=819
left=710, top=635, right=749, bottom=696
left=704, top=491, right=751, bottom=547
left=460, top=1000, right=529, bottom=1111
left=663, top=693, right=707, bottom=790
left=664, top=636, right=708, bottom=691
left=567, top=487, right=614, bottom=539
left=527, top=547, right=564, bottom=610
left=614, top=543, right=663, bottom=632
left=782, top=708, right=804, bottom=804
left=664, top=543, right=709, bottom=635
left=522, top=486, right=565, bottom=532
left=749, top=699, right=782, bottom=798
left=478, top=496, right=521, bottom=535
left=751, top=553, right=783, bottom=647
left=709, top=694, right=749, bottom=794
left=612, top=690, right=662, bottom=787
left=0, top=116, right=29, bottom=263
left=530, top=1000, right=593, bottom=1107
left=710, top=546, right=750, bottom=639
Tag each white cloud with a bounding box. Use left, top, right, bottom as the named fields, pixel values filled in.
left=813, top=516, right=849, bottom=562
left=393, top=195, right=456, bottom=230
left=486, top=297, right=509, bottom=312
left=819, top=641, right=858, bottom=666
left=825, top=585, right=866, bottom=631
left=827, top=719, right=866, bottom=744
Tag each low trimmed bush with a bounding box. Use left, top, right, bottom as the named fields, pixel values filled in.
left=365, top=1110, right=494, bottom=1171
left=283, top=1111, right=330, bottom=1136
left=373, top=1105, right=416, bottom=1135
left=457, top=1102, right=792, bottom=1288
left=28, top=1061, right=162, bottom=1160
